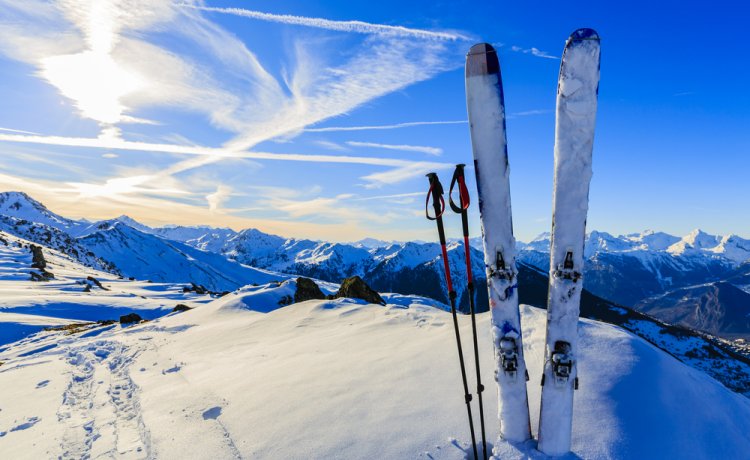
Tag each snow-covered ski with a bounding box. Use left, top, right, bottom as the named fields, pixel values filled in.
left=537, top=28, right=601, bottom=456
left=465, top=43, right=532, bottom=443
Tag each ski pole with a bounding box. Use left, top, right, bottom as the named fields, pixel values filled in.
left=449, top=164, right=487, bottom=460
left=425, top=172, right=479, bottom=460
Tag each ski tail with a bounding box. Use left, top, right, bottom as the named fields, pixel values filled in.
left=537, top=28, right=601, bottom=457
left=425, top=172, right=479, bottom=460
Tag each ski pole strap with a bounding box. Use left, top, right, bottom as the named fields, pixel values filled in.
left=449, top=164, right=471, bottom=214
left=425, top=173, right=446, bottom=221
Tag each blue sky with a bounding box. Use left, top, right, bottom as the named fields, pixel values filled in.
left=0, top=0, right=747, bottom=242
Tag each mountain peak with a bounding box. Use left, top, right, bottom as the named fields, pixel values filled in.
left=683, top=228, right=720, bottom=249
left=0, top=190, right=80, bottom=231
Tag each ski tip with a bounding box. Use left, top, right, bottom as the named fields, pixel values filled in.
left=568, top=28, right=600, bottom=42
left=466, top=43, right=499, bottom=77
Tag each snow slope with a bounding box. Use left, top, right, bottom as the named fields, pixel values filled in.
left=1, top=295, right=748, bottom=459
left=0, top=231, right=218, bottom=347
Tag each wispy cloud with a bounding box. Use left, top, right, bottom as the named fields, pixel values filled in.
left=509, top=109, right=552, bottom=117
left=510, top=45, right=558, bottom=60
left=0, top=132, right=448, bottom=169
left=313, top=140, right=348, bottom=152
left=0, top=126, right=41, bottom=135
left=347, top=141, right=442, bottom=156
left=181, top=4, right=470, bottom=41
left=352, top=192, right=423, bottom=201
left=305, top=120, right=467, bottom=132
left=360, top=162, right=452, bottom=189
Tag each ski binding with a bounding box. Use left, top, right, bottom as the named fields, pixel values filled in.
left=552, top=248, right=581, bottom=282
left=489, top=248, right=514, bottom=281
left=551, top=341, right=573, bottom=385
left=498, top=337, right=519, bottom=377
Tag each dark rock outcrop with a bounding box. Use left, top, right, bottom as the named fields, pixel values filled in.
left=294, top=277, right=326, bottom=303
left=333, top=276, right=385, bottom=305
left=86, top=276, right=109, bottom=291
left=172, top=304, right=193, bottom=312
left=119, top=313, right=143, bottom=324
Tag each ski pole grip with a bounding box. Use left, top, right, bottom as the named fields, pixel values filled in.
left=425, top=173, right=447, bottom=242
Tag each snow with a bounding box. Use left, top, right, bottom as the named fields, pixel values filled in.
left=1, top=298, right=749, bottom=459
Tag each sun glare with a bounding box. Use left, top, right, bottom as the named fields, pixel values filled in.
left=41, top=50, right=144, bottom=125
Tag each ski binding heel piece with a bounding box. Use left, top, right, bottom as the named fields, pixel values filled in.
left=553, top=249, right=581, bottom=282
left=499, top=337, right=519, bottom=377
left=551, top=341, right=573, bottom=386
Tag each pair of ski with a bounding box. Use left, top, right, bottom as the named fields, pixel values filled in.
left=429, top=28, right=601, bottom=458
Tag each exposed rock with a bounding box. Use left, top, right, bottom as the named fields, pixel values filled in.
left=30, top=270, right=54, bottom=282
left=119, top=313, right=143, bottom=324
left=29, top=244, right=46, bottom=269
left=333, top=276, right=385, bottom=305
left=86, top=276, right=109, bottom=291
left=294, top=277, right=326, bottom=303
left=172, top=304, right=193, bottom=312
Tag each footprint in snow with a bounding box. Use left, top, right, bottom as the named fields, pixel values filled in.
left=0, top=416, right=41, bottom=436
left=162, top=364, right=182, bottom=374
left=35, top=379, right=49, bottom=388
left=202, top=406, right=222, bottom=420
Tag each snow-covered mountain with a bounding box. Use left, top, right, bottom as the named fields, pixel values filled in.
left=0, top=192, right=85, bottom=234
left=2, top=211, right=750, bottom=458
left=78, top=221, right=282, bottom=292
left=636, top=282, right=750, bottom=340
left=518, top=229, right=748, bottom=307
left=1, top=191, right=748, bottom=338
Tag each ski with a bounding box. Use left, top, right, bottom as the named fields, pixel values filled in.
left=465, top=43, right=531, bottom=443
left=537, top=28, right=601, bottom=456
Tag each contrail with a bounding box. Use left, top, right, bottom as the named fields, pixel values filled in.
left=182, top=5, right=469, bottom=41
left=305, top=120, right=468, bottom=132
left=347, top=141, right=442, bottom=156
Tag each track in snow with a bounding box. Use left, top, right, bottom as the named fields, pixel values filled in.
left=57, top=340, right=152, bottom=459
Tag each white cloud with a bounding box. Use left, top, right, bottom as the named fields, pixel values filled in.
left=207, top=185, right=232, bottom=213
left=509, top=45, right=557, bottom=60
left=181, top=5, right=470, bottom=41
left=347, top=141, right=442, bottom=156
left=360, top=162, right=452, bottom=189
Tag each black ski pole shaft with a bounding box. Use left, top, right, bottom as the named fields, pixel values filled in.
left=425, top=172, right=478, bottom=460
left=449, top=164, right=487, bottom=460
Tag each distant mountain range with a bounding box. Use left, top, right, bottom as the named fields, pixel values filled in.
left=1, top=190, right=748, bottom=340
